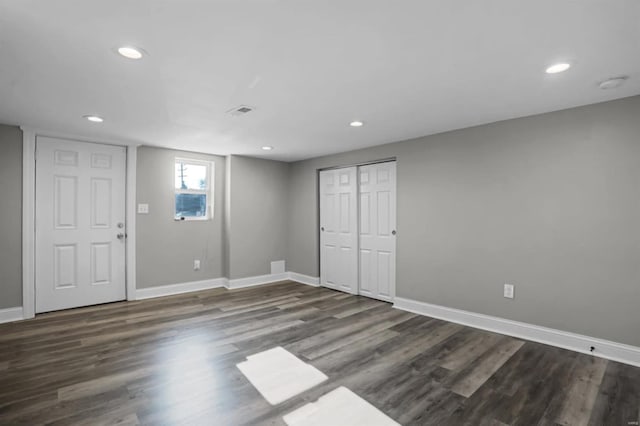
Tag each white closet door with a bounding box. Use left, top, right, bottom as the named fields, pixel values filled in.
left=35, top=137, right=127, bottom=313
left=319, top=167, right=358, bottom=294
left=359, top=162, right=396, bottom=302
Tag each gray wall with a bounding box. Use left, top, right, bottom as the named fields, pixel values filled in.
left=136, top=146, right=226, bottom=288
left=227, top=155, right=289, bottom=279
left=0, top=125, right=22, bottom=309
left=287, top=95, right=640, bottom=346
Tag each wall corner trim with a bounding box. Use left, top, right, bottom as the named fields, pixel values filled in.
left=135, top=278, right=227, bottom=300
left=21, top=127, right=36, bottom=320
left=393, top=296, right=640, bottom=368
left=0, top=307, right=25, bottom=324
left=125, top=145, right=138, bottom=301
left=288, top=272, right=320, bottom=287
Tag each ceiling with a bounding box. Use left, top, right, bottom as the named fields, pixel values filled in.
left=0, top=0, right=639, bottom=162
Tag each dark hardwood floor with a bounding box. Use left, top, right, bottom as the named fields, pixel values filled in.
left=1, top=281, right=638, bottom=425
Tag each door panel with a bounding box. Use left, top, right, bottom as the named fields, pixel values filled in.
left=54, top=176, right=78, bottom=228
left=359, top=249, right=372, bottom=293
left=377, top=190, right=391, bottom=236
left=54, top=244, right=77, bottom=289
left=359, top=162, right=396, bottom=302
left=91, top=242, right=112, bottom=285
left=36, top=137, right=126, bottom=313
left=320, top=167, right=358, bottom=294
left=377, top=250, right=392, bottom=298
left=91, top=178, right=112, bottom=228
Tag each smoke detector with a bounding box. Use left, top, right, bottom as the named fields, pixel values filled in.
left=226, top=105, right=255, bottom=116
left=598, top=76, right=628, bottom=90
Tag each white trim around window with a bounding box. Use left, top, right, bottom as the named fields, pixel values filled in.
left=174, top=157, right=214, bottom=221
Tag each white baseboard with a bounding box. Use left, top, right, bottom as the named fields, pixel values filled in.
left=2, top=272, right=321, bottom=325
left=288, top=272, right=320, bottom=287
left=136, top=271, right=317, bottom=298
left=0, top=307, right=24, bottom=324
left=135, top=272, right=313, bottom=300
left=227, top=273, right=289, bottom=290
left=135, top=278, right=227, bottom=300
left=394, top=297, right=640, bottom=368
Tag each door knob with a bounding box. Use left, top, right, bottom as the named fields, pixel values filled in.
left=117, top=233, right=126, bottom=240
left=392, top=230, right=396, bottom=235
left=321, top=227, right=325, bottom=231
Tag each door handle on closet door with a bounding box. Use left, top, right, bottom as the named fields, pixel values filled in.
left=321, top=227, right=325, bottom=231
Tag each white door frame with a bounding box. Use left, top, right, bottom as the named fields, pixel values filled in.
left=318, top=157, right=397, bottom=301
left=21, top=127, right=138, bottom=319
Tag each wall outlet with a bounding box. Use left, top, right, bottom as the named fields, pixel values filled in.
left=194, top=259, right=200, bottom=271
left=504, top=283, right=515, bottom=299
left=137, top=203, right=149, bottom=214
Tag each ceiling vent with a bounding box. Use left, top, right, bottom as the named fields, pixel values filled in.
left=226, top=105, right=255, bottom=116
left=598, top=76, right=628, bottom=90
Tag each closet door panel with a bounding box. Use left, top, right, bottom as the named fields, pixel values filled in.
left=320, top=167, right=358, bottom=294
left=359, top=162, right=396, bottom=302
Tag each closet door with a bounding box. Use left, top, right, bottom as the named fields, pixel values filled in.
left=319, top=167, right=358, bottom=294
left=359, top=162, right=396, bottom=301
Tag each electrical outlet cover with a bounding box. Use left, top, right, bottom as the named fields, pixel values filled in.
left=503, top=284, right=514, bottom=299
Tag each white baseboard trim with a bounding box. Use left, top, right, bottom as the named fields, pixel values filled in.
left=0, top=307, right=25, bottom=324
left=135, top=278, right=227, bottom=300
left=288, top=272, right=320, bottom=287
left=227, top=273, right=289, bottom=290
left=394, top=297, right=640, bottom=368
left=0, top=272, right=321, bottom=324
left=134, top=272, right=313, bottom=300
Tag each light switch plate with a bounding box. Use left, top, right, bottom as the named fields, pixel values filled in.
left=504, top=283, right=515, bottom=299
left=137, top=203, right=149, bottom=214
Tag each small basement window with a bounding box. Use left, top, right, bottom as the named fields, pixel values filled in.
left=174, top=158, right=213, bottom=221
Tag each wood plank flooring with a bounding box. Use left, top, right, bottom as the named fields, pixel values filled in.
left=0, top=281, right=638, bottom=425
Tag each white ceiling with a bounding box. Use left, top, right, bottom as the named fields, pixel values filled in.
left=0, top=0, right=639, bottom=162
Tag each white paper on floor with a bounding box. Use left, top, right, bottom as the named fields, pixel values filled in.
left=236, top=346, right=328, bottom=405
left=283, top=386, right=400, bottom=426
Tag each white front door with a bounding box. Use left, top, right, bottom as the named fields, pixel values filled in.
left=319, top=167, right=358, bottom=294
left=359, top=162, right=396, bottom=302
left=35, top=137, right=127, bottom=313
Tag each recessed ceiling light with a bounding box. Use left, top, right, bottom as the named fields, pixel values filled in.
left=84, top=115, right=104, bottom=123
left=545, top=63, right=571, bottom=74
left=598, top=76, right=628, bottom=90
left=117, top=46, right=144, bottom=60
left=262, top=146, right=273, bottom=151
left=349, top=121, right=364, bottom=127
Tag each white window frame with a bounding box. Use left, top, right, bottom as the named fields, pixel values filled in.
left=174, top=157, right=213, bottom=221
